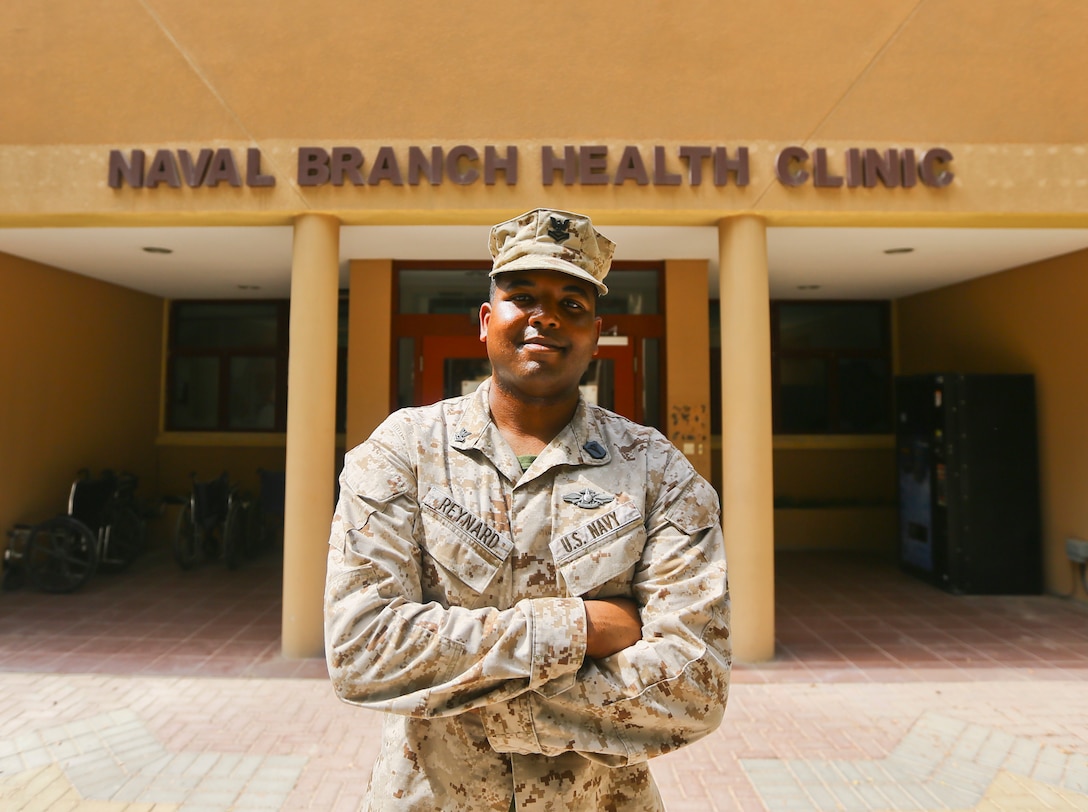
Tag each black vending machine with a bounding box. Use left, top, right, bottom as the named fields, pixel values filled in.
left=895, top=373, right=1042, bottom=594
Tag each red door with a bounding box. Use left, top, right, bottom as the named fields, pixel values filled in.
left=421, top=335, right=636, bottom=420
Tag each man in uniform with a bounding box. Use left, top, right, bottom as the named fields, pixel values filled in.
left=325, top=208, right=731, bottom=811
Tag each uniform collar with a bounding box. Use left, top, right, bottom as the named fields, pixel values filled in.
left=451, top=379, right=612, bottom=480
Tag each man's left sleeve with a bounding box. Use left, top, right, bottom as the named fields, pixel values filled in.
left=478, top=463, right=731, bottom=765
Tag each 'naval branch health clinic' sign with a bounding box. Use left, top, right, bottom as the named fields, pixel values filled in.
left=108, top=144, right=955, bottom=191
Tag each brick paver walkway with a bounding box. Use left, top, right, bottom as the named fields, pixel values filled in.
left=1, top=547, right=1085, bottom=810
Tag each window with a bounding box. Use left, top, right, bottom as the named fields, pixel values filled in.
left=773, top=301, right=892, bottom=434
left=166, top=299, right=349, bottom=433
left=709, top=300, right=892, bottom=435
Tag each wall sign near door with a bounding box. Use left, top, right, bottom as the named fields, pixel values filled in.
left=107, top=144, right=954, bottom=190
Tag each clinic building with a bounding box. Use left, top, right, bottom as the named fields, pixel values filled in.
left=2, top=1, right=1088, bottom=661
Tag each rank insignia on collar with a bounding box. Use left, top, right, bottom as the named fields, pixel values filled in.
left=454, top=428, right=471, bottom=443
left=583, top=440, right=607, bottom=459
left=563, top=488, right=615, bottom=509
left=548, top=217, right=572, bottom=243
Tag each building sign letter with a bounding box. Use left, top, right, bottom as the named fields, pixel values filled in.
left=108, top=143, right=953, bottom=192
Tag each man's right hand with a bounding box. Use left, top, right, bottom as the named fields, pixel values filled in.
left=584, top=597, right=643, bottom=659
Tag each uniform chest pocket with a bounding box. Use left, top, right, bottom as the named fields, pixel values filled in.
left=419, top=486, right=513, bottom=594
left=550, top=502, right=645, bottom=597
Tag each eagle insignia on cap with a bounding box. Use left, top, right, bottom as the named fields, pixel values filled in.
left=563, top=489, right=614, bottom=509
left=547, top=217, right=572, bottom=243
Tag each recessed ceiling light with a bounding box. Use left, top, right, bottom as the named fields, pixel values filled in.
left=141, top=246, right=173, bottom=254
left=796, top=284, right=821, bottom=291
left=884, top=247, right=914, bottom=255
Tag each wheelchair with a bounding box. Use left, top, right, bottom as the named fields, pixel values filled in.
left=173, top=471, right=241, bottom=569
left=171, top=469, right=284, bottom=571
left=4, top=469, right=148, bottom=593
left=252, top=468, right=285, bottom=553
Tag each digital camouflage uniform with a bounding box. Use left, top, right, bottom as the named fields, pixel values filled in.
left=325, top=380, right=731, bottom=811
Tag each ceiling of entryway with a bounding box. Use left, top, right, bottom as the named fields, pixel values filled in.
left=0, top=225, right=1086, bottom=302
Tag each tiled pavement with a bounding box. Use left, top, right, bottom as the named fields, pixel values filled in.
left=0, top=541, right=1086, bottom=811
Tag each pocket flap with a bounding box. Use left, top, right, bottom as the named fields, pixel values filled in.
left=551, top=502, right=644, bottom=595
left=420, top=487, right=513, bottom=593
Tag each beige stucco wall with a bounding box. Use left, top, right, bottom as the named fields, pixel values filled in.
left=2, top=1, right=1087, bottom=228
left=155, top=440, right=287, bottom=501
left=898, top=247, right=1088, bottom=601
left=664, top=260, right=712, bottom=481
left=0, top=252, right=162, bottom=540
left=345, top=260, right=394, bottom=451
left=772, top=443, right=898, bottom=553
left=773, top=446, right=897, bottom=507
left=6, top=1, right=1085, bottom=150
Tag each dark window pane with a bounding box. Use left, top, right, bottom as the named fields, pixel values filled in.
left=596, top=270, right=660, bottom=315
left=397, top=337, right=416, bottom=410
left=175, top=303, right=279, bottom=349
left=442, top=357, right=492, bottom=400
left=397, top=268, right=660, bottom=315
left=779, top=304, right=883, bottom=350
left=168, top=300, right=289, bottom=432
left=709, top=347, right=721, bottom=435
left=772, top=301, right=891, bottom=435
left=338, top=298, right=349, bottom=348
left=170, top=357, right=220, bottom=429
left=778, top=357, right=829, bottom=433
left=643, top=338, right=661, bottom=428
left=336, top=349, right=347, bottom=434
left=227, top=357, right=277, bottom=430
left=336, top=298, right=348, bottom=433
left=838, top=358, right=891, bottom=433
left=580, top=359, right=615, bottom=410
left=398, top=270, right=490, bottom=314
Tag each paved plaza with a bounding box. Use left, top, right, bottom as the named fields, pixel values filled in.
left=0, top=548, right=1086, bottom=811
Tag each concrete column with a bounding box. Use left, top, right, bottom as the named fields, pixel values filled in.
left=717, top=215, right=776, bottom=663
left=282, top=213, right=340, bottom=659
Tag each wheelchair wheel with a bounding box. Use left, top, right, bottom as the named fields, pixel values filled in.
left=100, top=505, right=147, bottom=570
left=223, top=498, right=248, bottom=570
left=173, top=502, right=202, bottom=570
left=245, top=502, right=271, bottom=558
left=23, top=516, right=98, bottom=593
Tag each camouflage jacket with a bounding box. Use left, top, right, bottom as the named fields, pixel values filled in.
left=325, top=381, right=731, bottom=811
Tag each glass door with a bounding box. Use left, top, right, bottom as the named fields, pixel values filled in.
left=421, top=336, right=491, bottom=402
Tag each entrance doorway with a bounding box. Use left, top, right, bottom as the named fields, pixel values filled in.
left=421, top=334, right=637, bottom=418
left=395, top=264, right=664, bottom=427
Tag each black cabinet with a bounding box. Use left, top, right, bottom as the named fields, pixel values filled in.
left=896, top=374, right=1042, bottom=594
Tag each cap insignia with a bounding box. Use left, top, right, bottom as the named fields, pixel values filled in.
left=547, top=217, right=572, bottom=243
left=563, top=489, right=615, bottom=509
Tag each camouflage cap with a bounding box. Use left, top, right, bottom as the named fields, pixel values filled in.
left=488, top=208, right=615, bottom=295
